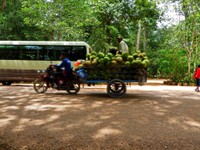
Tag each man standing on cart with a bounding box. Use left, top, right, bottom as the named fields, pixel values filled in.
left=117, top=36, right=129, bottom=54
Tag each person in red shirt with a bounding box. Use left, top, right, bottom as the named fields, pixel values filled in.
left=193, top=64, right=200, bottom=91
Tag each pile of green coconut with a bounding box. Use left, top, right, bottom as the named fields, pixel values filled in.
left=76, top=51, right=150, bottom=80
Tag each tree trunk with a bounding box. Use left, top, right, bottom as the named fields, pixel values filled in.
left=193, top=14, right=199, bottom=71
left=194, top=43, right=197, bottom=70
left=136, top=20, right=141, bottom=51
left=143, top=26, right=147, bottom=51
left=51, top=29, right=54, bottom=40
left=188, top=50, right=191, bottom=74
left=1, top=0, right=6, bottom=11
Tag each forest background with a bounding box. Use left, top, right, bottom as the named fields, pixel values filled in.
left=0, top=0, right=200, bottom=84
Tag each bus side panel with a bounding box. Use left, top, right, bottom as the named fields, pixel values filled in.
left=0, top=69, right=37, bottom=82
left=0, top=60, right=62, bottom=70
left=0, top=60, right=61, bottom=83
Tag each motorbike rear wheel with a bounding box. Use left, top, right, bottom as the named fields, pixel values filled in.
left=33, top=79, right=48, bottom=93
left=66, top=80, right=80, bottom=94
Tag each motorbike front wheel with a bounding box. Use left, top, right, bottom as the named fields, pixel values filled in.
left=33, top=79, right=48, bottom=93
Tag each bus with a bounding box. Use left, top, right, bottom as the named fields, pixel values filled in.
left=0, top=41, right=92, bottom=85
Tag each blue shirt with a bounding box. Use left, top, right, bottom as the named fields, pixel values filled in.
left=55, top=58, right=72, bottom=74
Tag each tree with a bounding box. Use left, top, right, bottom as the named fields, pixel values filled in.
left=149, top=0, right=200, bottom=81
left=178, top=0, right=200, bottom=74
left=129, top=0, right=159, bottom=52
left=87, top=0, right=123, bottom=52
left=0, top=0, right=27, bottom=40
left=1, top=0, right=6, bottom=11
left=21, top=0, right=96, bottom=41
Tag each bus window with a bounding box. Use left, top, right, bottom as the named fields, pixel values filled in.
left=45, top=46, right=72, bottom=61
left=0, top=45, right=87, bottom=61
left=19, top=45, right=44, bottom=60
left=44, top=45, right=87, bottom=61
left=71, top=46, right=86, bottom=60
left=0, top=45, right=19, bottom=60
left=0, top=46, right=10, bottom=59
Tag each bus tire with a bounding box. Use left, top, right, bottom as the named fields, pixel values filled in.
left=2, top=81, right=12, bottom=86
left=33, top=79, right=48, bottom=93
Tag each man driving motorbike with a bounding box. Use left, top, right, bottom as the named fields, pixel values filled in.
left=55, top=52, right=72, bottom=75
left=53, top=52, right=72, bottom=88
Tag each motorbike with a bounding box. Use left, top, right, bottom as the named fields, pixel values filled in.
left=33, top=64, right=81, bottom=94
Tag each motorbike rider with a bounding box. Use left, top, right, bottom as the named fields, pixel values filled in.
left=53, top=52, right=72, bottom=88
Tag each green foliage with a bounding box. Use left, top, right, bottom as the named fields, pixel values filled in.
left=0, top=1, right=25, bottom=40
left=21, top=0, right=97, bottom=40
left=1, top=0, right=160, bottom=49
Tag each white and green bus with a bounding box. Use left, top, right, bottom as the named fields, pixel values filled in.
left=0, top=41, right=92, bottom=85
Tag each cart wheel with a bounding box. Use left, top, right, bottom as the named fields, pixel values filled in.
left=138, top=75, right=146, bottom=86
left=66, top=81, right=80, bottom=94
left=107, top=79, right=126, bottom=98
left=33, top=79, right=48, bottom=93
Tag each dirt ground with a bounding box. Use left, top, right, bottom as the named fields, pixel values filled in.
left=0, top=81, right=200, bottom=150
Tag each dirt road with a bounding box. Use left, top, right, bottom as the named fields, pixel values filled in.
left=0, top=83, right=200, bottom=150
